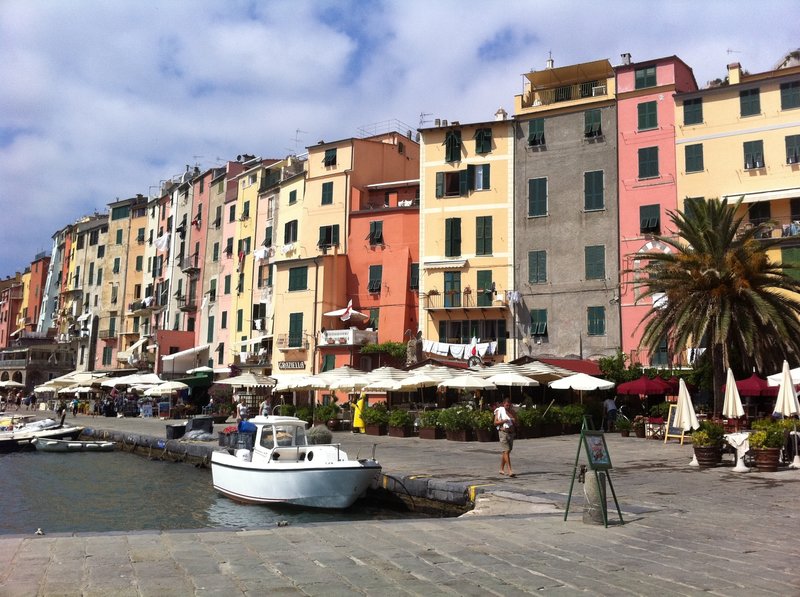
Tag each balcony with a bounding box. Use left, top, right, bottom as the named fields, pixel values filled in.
left=319, top=328, right=378, bottom=347
left=177, top=296, right=198, bottom=312
left=276, top=333, right=308, bottom=352
left=740, top=214, right=800, bottom=241
left=0, top=359, right=27, bottom=368
left=179, top=253, right=200, bottom=274
left=98, top=329, right=117, bottom=340
left=522, top=80, right=607, bottom=109
left=127, top=298, right=161, bottom=316
left=423, top=291, right=506, bottom=310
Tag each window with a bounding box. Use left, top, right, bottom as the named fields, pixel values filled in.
left=288, top=313, right=303, bottom=347
left=781, top=247, right=800, bottom=281
left=528, top=178, right=547, bottom=216
left=115, top=229, right=123, bottom=244
left=685, top=144, right=704, bottom=173
left=435, top=170, right=468, bottom=197
left=206, top=316, right=215, bottom=343
left=587, top=306, right=606, bottom=336
left=444, top=218, right=461, bottom=257
left=224, top=237, right=234, bottom=256
left=318, top=224, right=340, bottom=248
left=209, top=279, right=216, bottom=302
left=637, top=101, right=657, bottom=130
left=288, top=189, right=297, bottom=205
left=369, top=308, right=379, bottom=330
left=135, top=256, right=143, bottom=272
left=284, top=220, right=298, bottom=243
left=740, top=88, right=761, bottom=117
left=214, top=205, right=222, bottom=228
left=748, top=201, right=771, bottom=226
left=781, top=81, right=800, bottom=110
left=444, top=130, right=461, bottom=162
left=786, top=134, right=800, bottom=164
left=111, top=205, right=130, bottom=221
left=476, top=270, right=493, bottom=307
left=528, top=251, right=547, bottom=284
left=584, top=109, right=602, bottom=138
left=76, top=234, right=85, bottom=250
left=476, top=216, right=492, bottom=255
left=683, top=98, right=703, bottom=125
left=474, top=128, right=492, bottom=153
left=224, top=275, right=231, bottom=295
left=585, top=245, right=605, bottom=280
left=212, top=242, right=219, bottom=261
left=97, top=245, right=105, bottom=258
left=410, top=263, right=419, bottom=290
left=236, top=309, right=243, bottom=332
left=264, top=226, right=273, bottom=248
left=96, top=267, right=102, bottom=286
left=640, top=205, right=660, bottom=234
left=112, top=257, right=120, bottom=274
left=102, top=346, right=113, bottom=366
left=444, top=271, right=461, bottom=307
left=528, top=118, right=545, bottom=146
left=743, top=140, right=764, bottom=169
left=241, top=201, right=250, bottom=220
left=468, top=164, right=490, bottom=191
left=321, top=181, right=333, bottom=205
left=267, top=264, right=273, bottom=287
left=228, top=204, right=236, bottom=222
left=368, top=265, right=382, bottom=293
left=237, top=237, right=251, bottom=255
left=87, top=263, right=94, bottom=285
left=323, top=148, right=337, bottom=167
left=221, top=311, right=228, bottom=329
left=584, top=171, right=604, bottom=211
left=288, top=266, right=308, bottom=291
left=368, top=221, right=384, bottom=245
left=322, top=354, right=335, bottom=372
left=638, top=147, right=659, bottom=178
left=634, top=65, right=656, bottom=89
left=530, top=309, right=548, bottom=336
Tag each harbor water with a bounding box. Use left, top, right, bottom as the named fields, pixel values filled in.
left=0, top=450, right=409, bottom=536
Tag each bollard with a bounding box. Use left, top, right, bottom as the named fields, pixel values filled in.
left=582, top=469, right=607, bottom=525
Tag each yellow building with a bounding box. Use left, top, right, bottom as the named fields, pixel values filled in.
left=418, top=113, right=515, bottom=364
left=676, top=59, right=800, bottom=271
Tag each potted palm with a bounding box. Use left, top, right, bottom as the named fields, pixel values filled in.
left=418, top=409, right=444, bottom=439
left=361, top=403, right=389, bottom=435
left=616, top=417, right=632, bottom=437
left=387, top=408, right=415, bottom=437
left=749, top=419, right=785, bottom=472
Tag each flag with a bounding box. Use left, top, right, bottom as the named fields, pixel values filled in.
left=340, top=299, right=353, bottom=322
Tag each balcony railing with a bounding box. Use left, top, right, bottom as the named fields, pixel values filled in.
left=423, top=291, right=505, bottom=310
left=179, top=253, right=200, bottom=273
left=98, top=329, right=117, bottom=339
left=276, top=333, right=308, bottom=351
left=522, top=80, right=607, bottom=109
left=177, top=296, right=197, bottom=312
left=741, top=214, right=800, bottom=241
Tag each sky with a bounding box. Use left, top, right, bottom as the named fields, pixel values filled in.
left=1, top=0, right=798, bottom=277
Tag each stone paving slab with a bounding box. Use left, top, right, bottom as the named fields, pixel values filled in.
left=3, top=414, right=800, bottom=594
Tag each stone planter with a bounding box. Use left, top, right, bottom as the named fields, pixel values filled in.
left=365, top=423, right=387, bottom=436
left=693, top=446, right=721, bottom=468
left=419, top=427, right=444, bottom=439
left=752, top=447, right=781, bottom=472
left=542, top=423, right=561, bottom=437
left=445, top=429, right=473, bottom=442
left=474, top=428, right=497, bottom=442
left=326, top=419, right=341, bottom=431
left=388, top=425, right=415, bottom=438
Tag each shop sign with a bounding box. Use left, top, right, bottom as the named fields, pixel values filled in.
left=278, top=361, right=306, bottom=370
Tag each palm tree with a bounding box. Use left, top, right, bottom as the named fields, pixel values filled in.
left=634, top=197, right=800, bottom=414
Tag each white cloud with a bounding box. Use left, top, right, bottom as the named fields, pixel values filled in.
left=0, top=0, right=797, bottom=275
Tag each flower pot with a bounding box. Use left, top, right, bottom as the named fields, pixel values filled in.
left=475, top=428, right=497, bottom=442
left=365, top=423, right=387, bottom=436
left=634, top=427, right=646, bottom=439
left=326, top=419, right=340, bottom=431
left=388, top=425, right=414, bottom=438
left=419, top=427, right=444, bottom=440
left=693, top=446, right=721, bottom=468
left=752, top=447, right=781, bottom=472
left=445, top=429, right=473, bottom=442
left=620, top=430, right=630, bottom=437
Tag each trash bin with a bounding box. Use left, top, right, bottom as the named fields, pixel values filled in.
left=187, top=415, right=213, bottom=434
left=166, top=423, right=186, bottom=440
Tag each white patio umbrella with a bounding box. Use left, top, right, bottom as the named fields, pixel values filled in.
left=548, top=372, right=614, bottom=403
left=395, top=373, right=440, bottom=390
left=361, top=367, right=411, bottom=392
left=773, top=360, right=800, bottom=417
left=323, top=300, right=369, bottom=321
left=722, top=368, right=745, bottom=419
left=145, top=381, right=190, bottom=397
left=216, top=372, right=276, bottom=388
left=187, top=366, right=214, bottom=374
left=327, top=376, right=371, bottom=393
left=438, top=376, right=496, bottom=391
left=101, top=373, right=163, bottom=388
left=362, top=379, right=403, bottom=392
left=0, top=380, right=25, bottom=388
left=767, top=362, right=800, bottom=386
left=486, top=373, right=540, bottom=387
left=34, top=384, right=59, bottom=394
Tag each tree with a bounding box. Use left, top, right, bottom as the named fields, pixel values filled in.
left=634, top=197, right=800, bottom=414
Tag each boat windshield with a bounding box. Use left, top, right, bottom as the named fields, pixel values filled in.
left=260, top=424, right=307, bottom=448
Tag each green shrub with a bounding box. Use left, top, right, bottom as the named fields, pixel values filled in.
left=691, top=430, right=713, bottom=447
left=388, top=408, right=414, bottom=428
left=751, top=418, right=776, bottom=431
left=560, top=403, right=586, bottom=425
left=615, top=417, right=632, bottom=431
left=697, top=420, right=724, bottom=445
left=276, top=403, right=296, bottom=417
left=307, top=425, right=333, bottom=445
left=516, top=407, right=542, bottom=427
left=314, top=403, right=339, bottom=423
left=749, top=423, right=785, bottom=449
left=361, top=403, right=389, bottom=425
left=295, top=406, right=312, bottom=424
left=542, top=405, right=561, bottom=424
left=437, top=406, right=474, bottom=431
left=418, top=409, right=439, bottom=428
left=649, top=402, right=670, bottom=418
left=472, top=410, right=494, bottom=430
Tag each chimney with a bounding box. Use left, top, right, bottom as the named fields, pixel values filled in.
left=434, top=118, right=441, bottom=126
left=495, top=107, right=508, bottom=121
left=727, top=62, right=742, bottom=85
left=546, top=57, right=554, bottom=69
left=621, top=53, right=631, bottom=66
left=442, top=119, right=448, bottom=126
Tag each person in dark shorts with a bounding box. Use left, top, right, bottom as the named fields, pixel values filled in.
left=493, top=398, right=517, bottom=477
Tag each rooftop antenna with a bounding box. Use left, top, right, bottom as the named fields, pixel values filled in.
left=288, top=129, right=308, bottom=154
left=726, top=49, right=742, bottom=55
left=418, top=112, right=432, bottom=128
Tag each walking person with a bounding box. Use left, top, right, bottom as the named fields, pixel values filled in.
left=493, top=398, right=517, bottom=477
left=259, top=398, right=270, bottom=417
left=603, top=396, right=618, bottom=432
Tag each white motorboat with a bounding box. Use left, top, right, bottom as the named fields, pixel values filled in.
left=211, top=415, right=381, bottom=509
left=32, top=437, right=115, bottom=452
left=0, top=415, right=84, bottom=451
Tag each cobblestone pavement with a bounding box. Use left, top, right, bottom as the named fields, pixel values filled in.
left=1, top=414, right=799, bottom=596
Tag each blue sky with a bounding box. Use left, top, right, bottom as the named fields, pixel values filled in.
left=1, top=0, right=798, bottom=277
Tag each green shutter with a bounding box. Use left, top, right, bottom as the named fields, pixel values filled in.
left=321, top=181, right=333, bottom=204
left=683, top=98, right=703, bottom=125
left=476, top=216, right=492, bottom=255
left=236, top=309, right=243, bottom=332
left=368, top=265, right=382, bottom=292
left=584, top=171, right=604, bottom=211
left=318, top=226, right=326, bottom=246
left=482, top=164, right=490, bottom=189
left=322, top=354, right=335, bottom=371
left=410, top=263, right=419, bottom=289
left=528, top=251, right=546, bottom=284
left=207, top=316, right=214, bottom=343
left=637, top=101, right=657, bottom=130
left=332, top=224, right=339, bottom=245
left=445, top=219, right=452, bottom=257
left=528, top=118, right=545, bottom=146
left=585, top=246, right=605, bottom=280
left=685, top=144, right=704, bottom=173
left=588, top=306, right=606, bottom=336
left=288, top=313, right=303, bottom=347
left=467, top=165, right=475, bottom=191
left=265, top=226, right=272, bottom=247
left=528, top=178, right=546, bottom=216
left=530, top=309, right=547, bottom=336
left=435, top=172, right=444, bottom=198
left=459, top=169, right=469, bottom=196
left=476, top=270, right=492, bottom=306
left=289, top=189, right=297, bottom=204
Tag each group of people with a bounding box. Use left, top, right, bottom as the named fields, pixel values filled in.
left=1, top=391, right=37, bottom=411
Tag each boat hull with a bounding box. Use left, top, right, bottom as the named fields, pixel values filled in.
left=0, top=425, right=84, bottom=452
left=32, top=438, right=115, bottom=452
left=211, top=451, right=381, bottom=509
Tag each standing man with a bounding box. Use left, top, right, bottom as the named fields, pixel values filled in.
left=603, top=396, right=618, bottom=432
left=259, top=397, right=270, bottom=417
left=493, top=398, right=517, bottom=477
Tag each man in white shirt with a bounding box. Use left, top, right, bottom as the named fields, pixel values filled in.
left=493, top=399, right=517, bottom=477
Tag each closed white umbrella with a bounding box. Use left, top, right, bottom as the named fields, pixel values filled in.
left=773, top=360, right=800, bottom=417
left=675, top=378, right=699, bottom=431
left=722, top=368, right=745, bottom=419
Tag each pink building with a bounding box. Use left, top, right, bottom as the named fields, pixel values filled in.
left=615, top=54, right=697, bottom=366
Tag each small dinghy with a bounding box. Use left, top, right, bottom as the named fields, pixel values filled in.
left=32, top=437, right=115, bottom=452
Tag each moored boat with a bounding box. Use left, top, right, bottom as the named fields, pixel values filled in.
left=32, top=437, right=115, bottom=452
left=0, top=415, right=84, bottom=451
left=210, top=415, right=381, bottom=509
